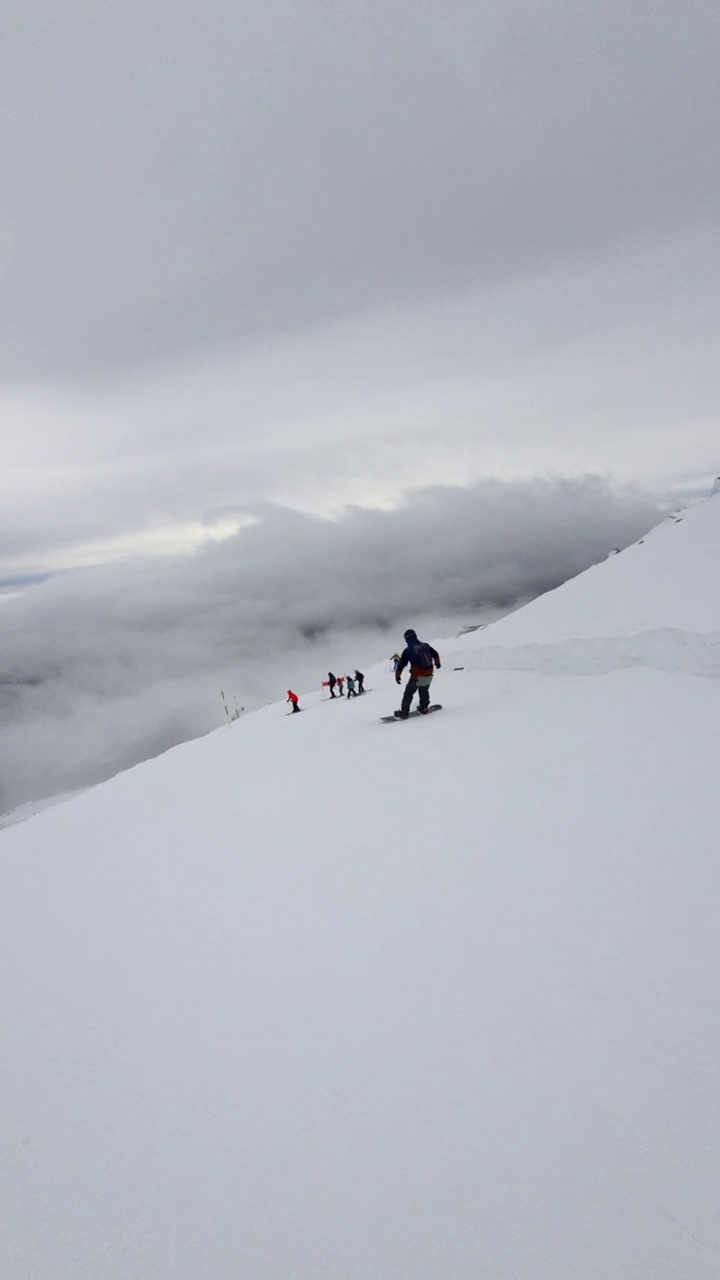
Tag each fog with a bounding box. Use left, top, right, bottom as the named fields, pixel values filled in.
left=0, top=476, right=665, bottom=815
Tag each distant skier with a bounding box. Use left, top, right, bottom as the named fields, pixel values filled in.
left=394, top=629, right=441, bottom=719
left=355, top=669, right=365, bottom=693
left=336, top=675, right=345, bottom=696
left=287, top=690, right=301, bottom=713
left=391, top=652, right=400, bottom=672
left=327, top=672, right=338, bottom=698
left=346, top=674, right=357, bottom=698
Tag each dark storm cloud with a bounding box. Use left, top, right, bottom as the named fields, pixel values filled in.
left=1, top=0, right=718, bottom=374
left=0, top=475, right=665, bottom=815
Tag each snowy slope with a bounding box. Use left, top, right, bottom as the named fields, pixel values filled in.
left=1, top=499, right=720, bottom=1279
left=464, top=497, right=719, bottom=642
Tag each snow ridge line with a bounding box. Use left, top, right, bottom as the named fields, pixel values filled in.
left=471, top=628, right=720, bottom=680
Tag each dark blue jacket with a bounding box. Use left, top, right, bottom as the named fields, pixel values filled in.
left=396, top=639, right=440, bottom=679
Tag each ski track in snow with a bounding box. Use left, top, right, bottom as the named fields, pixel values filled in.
left=465, top=627, right=720, bottom=680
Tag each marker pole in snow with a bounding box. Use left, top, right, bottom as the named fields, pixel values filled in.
left=220, top=688, right=232, bottom=729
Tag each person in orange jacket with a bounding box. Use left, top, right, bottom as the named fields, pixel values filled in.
left=287, top=689, right=301, bottom=713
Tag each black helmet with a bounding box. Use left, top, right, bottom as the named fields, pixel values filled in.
left=403, top=629, right=417, bottom=642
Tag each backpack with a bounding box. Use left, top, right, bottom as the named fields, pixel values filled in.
left=409, top=641, right=434, bottom=670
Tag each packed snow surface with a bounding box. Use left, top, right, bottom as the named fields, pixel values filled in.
left=2, top=499, right=720, bottom=1278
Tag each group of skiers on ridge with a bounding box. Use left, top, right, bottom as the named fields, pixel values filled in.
left=325, top=670, right=365, bottom=698
left=287, top=629, right=440, bottom=717
left=287, top=668, right=364, bottom=712
left=285, top=670, right=361, bottom=711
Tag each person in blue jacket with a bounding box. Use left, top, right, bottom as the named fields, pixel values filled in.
left=394, top=629, right=441, bottom=718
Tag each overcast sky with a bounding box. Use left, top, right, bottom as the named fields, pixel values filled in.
left=1, top=0, right=719, bottom=580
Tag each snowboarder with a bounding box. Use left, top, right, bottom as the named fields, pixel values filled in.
left=394, top=629, right=441, bottom=719
left=346, top=674, right=357, bottom=698
left=327, top=672, right=338, bottom=698
left=355, top=669, right=365, bottom=693
left=287, top=690, right=301, bottom=713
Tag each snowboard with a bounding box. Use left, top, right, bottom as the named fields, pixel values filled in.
left=380, top=704, right=442, bottom=723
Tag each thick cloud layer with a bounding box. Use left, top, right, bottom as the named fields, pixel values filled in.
left=0, top=476, right=665, bottom=815
left=2, top=0, right=718, bottom=377
left=3, top=226, right=718, bottom=583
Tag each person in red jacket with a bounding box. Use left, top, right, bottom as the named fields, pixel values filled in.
left=287, top=690, right=301, bottom=713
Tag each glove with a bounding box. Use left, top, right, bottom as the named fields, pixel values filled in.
left=395, top=674, right=401, bottom=684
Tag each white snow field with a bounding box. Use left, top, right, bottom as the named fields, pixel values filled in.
left=2, top=498, right=719, bottom=1280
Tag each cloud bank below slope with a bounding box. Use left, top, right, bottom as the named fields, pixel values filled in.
left=0, top=475, right=665, bottom=814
